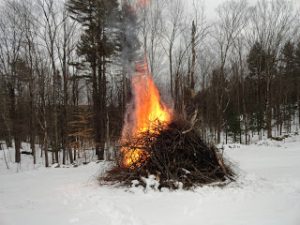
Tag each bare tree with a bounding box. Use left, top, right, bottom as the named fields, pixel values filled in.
left=56, top=6, right=78, bottom=164
left=161, top=0, right=185, bottom=98
left=188, top=0, right=209, bottom=91
left=0, top=0, right=25, bottom=163
left=140, top=0, right=166, bottom=76
left=213, top=0, right=248, bottom=142
left=19, top=0, right=39, bottom=164
left=38, top=0, right=61, bottom=163
left=36, top=51, right=51, bottom=167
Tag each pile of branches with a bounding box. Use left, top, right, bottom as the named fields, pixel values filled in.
left=102, top=119, right=235, bottom=189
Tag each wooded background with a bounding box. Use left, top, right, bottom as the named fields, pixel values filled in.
left=0, top=0, right=299, bottom=166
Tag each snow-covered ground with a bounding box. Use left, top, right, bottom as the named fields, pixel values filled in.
left=1, top=136, right=300, bottom=225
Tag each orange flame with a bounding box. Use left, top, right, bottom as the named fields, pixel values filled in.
left=120, top=60, right=172, bottom=168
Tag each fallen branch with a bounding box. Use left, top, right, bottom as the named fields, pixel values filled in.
left=101, top=118, right=235, bottom=189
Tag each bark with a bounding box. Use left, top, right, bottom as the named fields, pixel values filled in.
left=190, top=21, right=196, bottom=91
left=9, top=82, right=21, bottom=163
left=43, top=119, right=49, bottom=167
left=266, top=75, right=272, bottom=138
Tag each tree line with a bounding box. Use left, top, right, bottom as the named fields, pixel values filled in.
left=0, top=0, right=299, bottom=166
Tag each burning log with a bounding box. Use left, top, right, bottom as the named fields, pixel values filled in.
left=102, top=118, right=234, bottom=189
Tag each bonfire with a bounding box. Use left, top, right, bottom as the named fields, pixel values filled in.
left=101, top=60, right=234, bottom=189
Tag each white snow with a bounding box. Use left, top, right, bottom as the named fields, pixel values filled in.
left=1, top=136, right=300, bottom=225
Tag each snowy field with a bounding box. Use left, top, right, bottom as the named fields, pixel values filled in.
left=1, top=136, right=300, bottom=225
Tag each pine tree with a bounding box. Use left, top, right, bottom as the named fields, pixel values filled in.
left=67, top=0, right=120, bottom=160
left=281, top=41, right=296, bottom=132
left=247, top=42, right=267, bottom=136
left=247, top=42, right=267, bottom=79
left=295, top=41, right=300, bottom=127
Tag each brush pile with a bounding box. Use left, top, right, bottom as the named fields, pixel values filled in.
left=102, top=119, right=235, bottom=189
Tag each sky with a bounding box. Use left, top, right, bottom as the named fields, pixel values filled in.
left=183, top=0, right=248, bottom=21
left=186, top=0, right=300, bottom=20
left=203, top=0, right=230, bottom=16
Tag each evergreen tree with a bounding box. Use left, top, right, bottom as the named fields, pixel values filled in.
left=247, top=42, right=267, bottom=134
left=281, top=41, right=296, bottom=124
left=295, top=41, right=300, bottom=126
left=247, top=42, right=267, bottom=79
left=67, top=0, right=120, bottom=159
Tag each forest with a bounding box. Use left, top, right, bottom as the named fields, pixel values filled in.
left=0, top=0, right=299, bottom=167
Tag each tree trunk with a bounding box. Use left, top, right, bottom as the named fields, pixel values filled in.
left=9, top=86, right=21, bottom=163
left=29, top=81, right=36, bottom=164
left=190, top=21, right=196, bottom=91
left=44, top=128, right=49, bottom=168
left=266, top=77, right=272, bottom=138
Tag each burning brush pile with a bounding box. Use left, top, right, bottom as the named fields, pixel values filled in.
left=102, top=62, right=234, bottom=190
